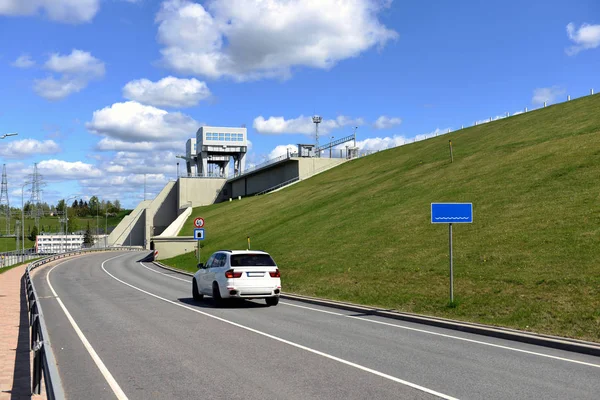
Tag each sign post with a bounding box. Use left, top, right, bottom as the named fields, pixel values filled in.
left=194, top=227, right=205, bottom=265
left=431, top=203, right=473, bottom=303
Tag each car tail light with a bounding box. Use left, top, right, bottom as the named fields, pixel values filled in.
left=225, top=269, right=242, bottom=278
left=269, top=269, right=280, bottom=278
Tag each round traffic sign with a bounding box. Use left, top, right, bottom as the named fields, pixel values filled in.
left=194, top=217, right=205, bottom=228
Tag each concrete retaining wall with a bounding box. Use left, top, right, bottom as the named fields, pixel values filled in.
left=108, top=200, right=151, bottom=246
left=153, top=236, right=197, bottom=260
left=160, top=207, right=192, bottom=237
left=144, top=181, right=178, bottom=249
left=178, top=178, right=227, bottom=209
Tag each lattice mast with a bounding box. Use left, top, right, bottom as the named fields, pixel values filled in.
left=0, top=164, right=10, bottom=235
left=29, top=163, right=44, bottom=230
left=312, top=115, right=322, bottom=157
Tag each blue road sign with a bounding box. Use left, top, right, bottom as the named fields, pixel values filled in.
left=431, top=203, right=473, bottom=224
left=194, top=228, right=205, bottom=240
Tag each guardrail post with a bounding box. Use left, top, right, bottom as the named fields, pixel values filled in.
left=32, top=341, right=43, bottom=394
left=31, top=314, right=39, bottom=349
left=29, top=300, right=37, bottom=327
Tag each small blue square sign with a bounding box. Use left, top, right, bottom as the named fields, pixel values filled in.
left=431, top=203, right=473, bottom=223
left=194, top=228, right=205, bottom=240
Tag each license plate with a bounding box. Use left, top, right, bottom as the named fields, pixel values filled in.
left=247, top=272, right=264, bottom=277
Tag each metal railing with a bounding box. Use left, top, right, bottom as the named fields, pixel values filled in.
left=240, top=153, right=297, bottom=177
left=24, top=246, right=145, bottom=399
left=1, top=248, right=38, bottom=269
left=255, top=177, right=300, bottom=196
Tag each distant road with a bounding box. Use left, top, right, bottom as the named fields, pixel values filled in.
left=34, top=252, right=600, bottom=399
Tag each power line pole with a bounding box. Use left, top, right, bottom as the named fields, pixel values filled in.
left=0, top=164, right=10, bottom=235
left=29, top=163, right=44, bottom=231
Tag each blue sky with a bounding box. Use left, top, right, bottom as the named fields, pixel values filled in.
left=0, top=0, right=599, bottom=208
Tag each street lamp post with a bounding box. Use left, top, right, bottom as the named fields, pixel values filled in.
left=177, top=162, right=179, bottom=179
left=63, top=195, right=80, bottom=253
left=330, top=136, right=334, bottom=158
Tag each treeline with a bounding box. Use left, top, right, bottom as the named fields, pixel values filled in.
left=0, top=196, right=123, bottom=219
left=56, top=196, right=122, bottom=218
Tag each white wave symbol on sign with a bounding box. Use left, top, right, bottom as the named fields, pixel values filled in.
left=434, top=217, right=470, bottom=220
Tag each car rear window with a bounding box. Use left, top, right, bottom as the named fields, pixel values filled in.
left=230, top=254, right=276, bottom=267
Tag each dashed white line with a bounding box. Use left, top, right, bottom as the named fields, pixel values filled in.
left=102, top=261, right=458, bottom=400
left=47, top=255, right=129, bottom=400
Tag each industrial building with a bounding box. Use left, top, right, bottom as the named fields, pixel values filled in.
left=36, top=234, right=84, bottom=253
left=108, top=123, right=359, bottom=259
left=181, top=126, right=248, bottom=178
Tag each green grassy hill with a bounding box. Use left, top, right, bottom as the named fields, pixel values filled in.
left=164, top=94, right=600, bottom=341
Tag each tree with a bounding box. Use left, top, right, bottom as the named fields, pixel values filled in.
left=28, top=225, right=38, bottom=242
left=72, top=200, right=78, bottom=208
left=114, top=199, right=121, bottom=212
left=78, top=199, right=84, bottom=208
left=56, top=199, right=66, bottom=214
left=83, top=222, right=94, bottom=246
left=89, top=196, right=99, bottom=214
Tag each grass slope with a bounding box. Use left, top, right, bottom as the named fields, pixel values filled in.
left=164, top=94, right=600, bottom=341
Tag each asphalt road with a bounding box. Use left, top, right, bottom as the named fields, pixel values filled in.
left=33, top=251, right=600, bottom=400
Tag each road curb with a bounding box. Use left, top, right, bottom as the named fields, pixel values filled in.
left=151, top=261, right=600, bottom=357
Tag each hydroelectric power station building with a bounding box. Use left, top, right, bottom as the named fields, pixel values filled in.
left=185, top=126, right=248, bottom=178
left=109, top=124, right=357, bottom=259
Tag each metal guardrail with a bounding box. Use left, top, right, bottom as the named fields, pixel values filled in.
left=23, top=246, right=145, bottom=399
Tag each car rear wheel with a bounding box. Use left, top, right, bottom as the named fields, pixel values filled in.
left=265, top=296, right=279, bottom=306
left=212, top=282, right=223, bottom=306
left=192, top=279, right=203, bottom=301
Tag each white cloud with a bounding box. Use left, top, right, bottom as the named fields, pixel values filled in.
left=351, top=135, right=407, bottom=151
left=532, top=86, right=565, bottom=105
left=37, top=159, right=103, bottom=180
left=123, top=76, right=211, bottom=108
left=11, top=54, right=35, bottom=68
left=86, top=101, right=200, bottom=142
left=155, top=0, right=397, bottom=81
left=33, top=49, right=105, bottom=100
left=253, top=115, right=362, bottom=135
left=267, top=144, right=298, bottom=159
left=0, top=0, right=100, bottom=23
left=95, top=138, right=184, bottom=152
left=373, top=115, right=402, bottom=129
left=566, top=22, right=600, bottom=55
left=0, top=139, right=61, bottom=159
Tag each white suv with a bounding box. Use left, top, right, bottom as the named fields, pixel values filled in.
left=192, top=250, right=282, bottom=306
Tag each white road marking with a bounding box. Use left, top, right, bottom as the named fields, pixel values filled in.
left=102, top=262, right=458, bottom=400
left=281, top=302, right=600, bottom=369
left=137, top=262, right=190, bottom=282
left=140, top=262, right=600, bottom=369
left=47, top=255, right=129, bottom=400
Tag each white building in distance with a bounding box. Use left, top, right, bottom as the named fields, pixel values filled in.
left=36, top=234, right=84, bottom=253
